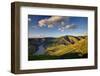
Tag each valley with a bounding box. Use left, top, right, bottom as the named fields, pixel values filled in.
left=28, top=35, right=88, bottom=60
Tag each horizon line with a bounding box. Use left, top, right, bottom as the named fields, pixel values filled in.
left=28, top=34, right=88, bottom=38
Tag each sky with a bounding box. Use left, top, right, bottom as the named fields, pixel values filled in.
left=28, top=15, right=88, bottom=38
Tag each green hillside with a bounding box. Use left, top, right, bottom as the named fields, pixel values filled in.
left=46, top=36, right=88, bottom=56
left=28, top=35, right=88, bottom=60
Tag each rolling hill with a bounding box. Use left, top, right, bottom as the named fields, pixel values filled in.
left=28, top=35, right=88, bottom=60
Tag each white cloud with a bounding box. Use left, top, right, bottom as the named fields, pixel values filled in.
left=48, top=25, right=53, bottom=28
left=58, top=27, right=65, bottom=32
left=60, top=29, right=64, bottom=32
left=58, top=24, right=77, bottom=32
left=33, top=34, right=45, bottom=38
left=28, top=18, right=31, bottom=22
left=58, top=27, right=62, bottom=30
left=61, top=21, right=65, bottom=26
left=31, top=26, right=38, bottom=29
left=38, top=16, right=65, bottom=27
left=65, top=24, right=77, bottom=29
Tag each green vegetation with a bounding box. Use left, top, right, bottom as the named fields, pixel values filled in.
left=28, top=53, right=87, bottom=60
left=46, top=36, right=87, bottom=56
left=28, top=35, right=88, bottom=60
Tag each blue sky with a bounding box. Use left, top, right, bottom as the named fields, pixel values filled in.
left=28, top=15, right=88, bottom=38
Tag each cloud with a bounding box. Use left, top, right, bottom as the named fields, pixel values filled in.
left=58, top=24, right=77, bottom=32
left=65, top=24, right=77, bottom=29
left=61, top=21, right=65, bottom=26
left=48, top=25, right=53, bottom=28
left=34, top=34, right=45, bottom=38
left=31, top=26, right=37, bottom=29
left=38, top=16, right=65, bottom=27
left=58, top=27, right=65, bottom=32
left=38, top=16, right=77, bottom=32
left=28, top=18, right=31, bottom=22
left=82, top=32, right=88, bottom=36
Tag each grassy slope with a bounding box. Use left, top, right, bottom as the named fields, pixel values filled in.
left=46, top=36, right=87, bottom=56
left=28, top=36, right=88, bottom=60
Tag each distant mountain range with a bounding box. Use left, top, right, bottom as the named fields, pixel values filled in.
left=28, top=35, right=88, bottom=58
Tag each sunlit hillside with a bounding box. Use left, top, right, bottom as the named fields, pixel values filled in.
left=46, top=36, right=88, bottom=56
left=28, top=35, right=88, bottom=60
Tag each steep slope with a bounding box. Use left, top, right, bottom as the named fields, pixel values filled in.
left=45, top=36, right=88, bottom=56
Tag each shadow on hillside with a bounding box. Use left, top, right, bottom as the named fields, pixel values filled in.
left=28, top=53, right=88, bottom=61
